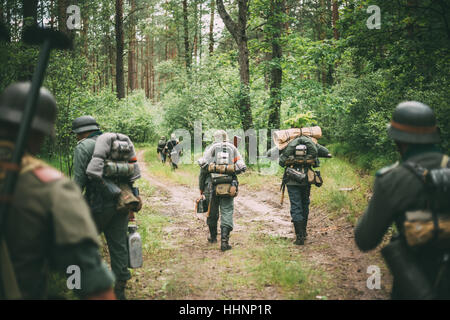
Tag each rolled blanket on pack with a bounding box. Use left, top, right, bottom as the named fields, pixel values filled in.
left=272, top=126, right=322, bottom=151
left=86, top=132, right=141, bottom=182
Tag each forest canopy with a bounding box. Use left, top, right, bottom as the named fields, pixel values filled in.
left=0, top=0, right=449, bottom=172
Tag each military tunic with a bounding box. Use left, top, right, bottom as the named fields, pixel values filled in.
left=355, top=144, right=450, bottom=299
left=0, top=152, right=114, bottom=299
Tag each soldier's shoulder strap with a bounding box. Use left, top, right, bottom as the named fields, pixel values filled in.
left=375, top=161, right=399, bottom=177
left=21, top=155, right=63, bottom=183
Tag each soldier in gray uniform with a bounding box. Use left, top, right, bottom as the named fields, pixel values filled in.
left=355, top=101, right=450, bottom=299
left=72, top=116, right=131, bottom=300
left=279, top=135, right=331, bottom=245
left=0, top=82, right=115, bottom=300
left=198, top=130, right=246, bottom=251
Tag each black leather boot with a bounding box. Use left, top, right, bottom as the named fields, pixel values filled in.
left=220, top=226, right=232, bottom=251
left=293, top=221, right=306, bottom=245
left=208, top=225, right=217, bottom=243
left=114, top=280, right=127, bottom=300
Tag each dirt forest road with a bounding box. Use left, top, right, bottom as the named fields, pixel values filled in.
left=128, top=151, right=391, bottom=300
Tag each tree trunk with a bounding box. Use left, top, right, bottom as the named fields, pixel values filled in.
left=182, top=0, right=191, bottom=71
left=115, top=0, right=125, bottom=99
left=216, top=0, right=253, bottom=132
left=58, top=0, right=68, bottom=35
left=267, top=0, right=284, bottom=148
left=145, top=36, right=150, bottom=98
left=209, top=0, right=215, bottom=54
left=332, top=0, right=339, bottom=40
left=128, top=0, right=136, bottom=92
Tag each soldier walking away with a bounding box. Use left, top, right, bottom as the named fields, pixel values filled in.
left=279, top=135, right=331, bottom=245
left=355, top=101, right=450, bottom=299
left=72, top=116, right=142, bottom=300
left=166, top=133, right=181, bottom=170
left=157, top=136, right=167, bottom=163
left=0, top=82, right=115, bottom=299
left=198, top=130, right=246, bottom=251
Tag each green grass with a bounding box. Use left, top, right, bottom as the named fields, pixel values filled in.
left=246, top=234, right=330, bottom=299
left=311, top=157, right=373, bottom=224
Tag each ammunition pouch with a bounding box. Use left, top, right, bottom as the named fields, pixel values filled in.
left=211, top=173, right=238, bottom=197
left=207, top=163, right=236, bottom=174
left=215, top=181, right=238, bottom=198
left=285, top=158, right=316, bottom=167
left=381, top=238, right=435, bottom=299
left=404, top=210, right=450, bottom=248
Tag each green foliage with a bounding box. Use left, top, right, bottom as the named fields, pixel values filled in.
left=283, top=111, right=316, bottom=129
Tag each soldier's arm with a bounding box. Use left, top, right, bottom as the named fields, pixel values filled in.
left=73, top=144, right=90, bottom=191
left=49, top=178, right=115, bottom=299
left=52, top=241, right=116, bottom=299
left=354, top=176, right=396, bottom=252
left=317, top=144, right=331, bottom=158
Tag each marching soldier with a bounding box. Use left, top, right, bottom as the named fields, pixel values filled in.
left=0, top=82, right=115, bottom=299
left=279, top=135, right=331, bottom=245
left=355, top=101, right=450, bottom=299
left=157, top=136, right=167, bottom=163
left=72, top=116, right=135, bottom=300
left=198, top=130, right=246, bottom=251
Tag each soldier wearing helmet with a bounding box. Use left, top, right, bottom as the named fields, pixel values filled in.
left=198, top=130, right=246, bottom=251
left=0, top=82, right=115, bottom=299
left=72, top=115, right=133, bottom=300
left=355, top=101, right=450, bottom=299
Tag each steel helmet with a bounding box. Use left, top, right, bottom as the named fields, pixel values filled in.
left=0, top=81, right=57, bottom=136
left=387, top=101, right=440, bottom=144
left=72, top=115, right=100, bottom=134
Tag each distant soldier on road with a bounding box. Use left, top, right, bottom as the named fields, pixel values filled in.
left=166, top=133, right=181, bottom=170
left=0, top=82, right=115, bottom=299
left=198, top=130, right=246, bottom=251
left=355, top=101, right=450, bottom=299
left=157, top=136, right=167, bottom=163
